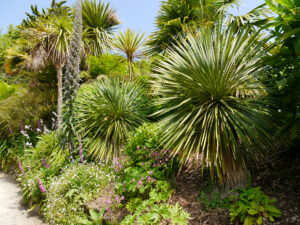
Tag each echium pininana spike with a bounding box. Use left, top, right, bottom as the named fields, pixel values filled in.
left=60, top=0, right=82, bottom=153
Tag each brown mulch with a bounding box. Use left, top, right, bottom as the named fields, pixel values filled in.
left=169, top=150, right=300, bottom=225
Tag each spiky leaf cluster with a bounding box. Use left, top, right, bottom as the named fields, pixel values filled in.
left=60, top=0, right=82, bottom=153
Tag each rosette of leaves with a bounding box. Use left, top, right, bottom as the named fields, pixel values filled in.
left=152, top=17, right=274, bottom=185
left=75, top=77, right=145, bottom=160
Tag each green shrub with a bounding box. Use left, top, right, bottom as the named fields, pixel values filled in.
left=18, top=132, right=68, bottom=206
left=199, top=191, right=229, bottom=210
left=75, top=77, right=145, bottom=160
left=229, top=187, right=281, bottom=225
left=88, top=54, right=128, bottom=78
left=44, top=163, right=114, bottom=225
left=0, top=81, right=16, bottom=100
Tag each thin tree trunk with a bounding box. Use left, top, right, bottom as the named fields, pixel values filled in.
left=128, top=59, right=132, bottom=81
left=57, top=66, right=63, bottom=128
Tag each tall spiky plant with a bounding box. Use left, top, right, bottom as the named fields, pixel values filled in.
left=152, top=18, right=274, bottom=186
left=60, top=0, right=82, bottom=153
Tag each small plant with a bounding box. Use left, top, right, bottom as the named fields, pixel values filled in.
left=229, top=187, right=281, bottom=225
left=199, top=191, right=228, bottom=210
left=80, top=209, right=106, bottom=225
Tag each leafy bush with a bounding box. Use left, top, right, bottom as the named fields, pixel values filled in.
left=75, top=77, right=145, bottom=160
left=44, top=163, right=114, bottom=225
left=0, top=81, right=16, bottom=100
left=88, top=54, right=128, bottom=78
left=121, top=182, right=189, bottom=225
left=18, top=132, right=68, bottom=206
left=229, top=187, right=281, bottom=225
left=199, top=191, right=228, bottom=210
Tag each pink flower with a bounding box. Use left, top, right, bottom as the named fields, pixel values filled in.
left=132, top=178, right=136, bottom=182
left=138, top=180, right=142, bottom=185
left=149, top=171, right=153, bottom=175
left=123, top=188, right=126, bottom=192
left=159, top=160, right=162, bottom=164
left=147, top=176, right=151, bottom=180
left=152, top=178, right=156, bottom=182
left=140, top=162, right=144, bottom=166
left=168, top=149, right=171, bottom=153
left=115, top=196, right=120, bottom=200
left=143, top=146, right=146, bottom=150
left=119, top=164, right=123, bottom=168
left=165, top=158, right=168, bottom=162
left=137, top=146, right=140, bottom=150
left=42, top=158, right=50, bottom=168
left=105, top=207, right=109, bottom=211
left=153, top=163, right=156, bottom=167
left=121, top=196, right=125, bottom=200
left=141, top=176, right=144, bottom=180
left=122, top=183, right=125, bottom=186
left=37, top=178, right=45, bottom=193
left=18, top=159, right=23, bottom=174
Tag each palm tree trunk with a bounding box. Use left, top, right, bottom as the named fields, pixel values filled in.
left=128, top=59, right=132, bottom=81
left=57, top=65, right=63, bottom=128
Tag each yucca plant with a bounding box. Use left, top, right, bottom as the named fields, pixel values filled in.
left=152, top=19, right=273, bottom=185
left=112, top=29, right=145, bottom=80
left=75, top=78, right=145, bottom=160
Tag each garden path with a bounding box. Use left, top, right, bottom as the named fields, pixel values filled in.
left=0, top=172, right=45, bottom=225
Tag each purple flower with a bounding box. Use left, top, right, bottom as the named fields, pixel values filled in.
left=159, top=160, right=162, bottom=164
left=105, top=207, right=109, bottom=211
left=119, top=164, right=123, bottom=169
left=115, top=196, right=120, bottom=200
left=153, top=163, right=156, bottom=167
left=37, top=120, right=41, bottom=130
left=149, top=171, right=153, bottom=175
left=152, top=178, right=156, bottom=182
left=20, top=119, right=23, bottom=132
left=8, top=126, right=13, bottom=135
left=80, top=154, right=83, bottom=163
left=141, top=176, right=144, bottom=180
left=123, top=188, right=126, bottom=192
left=168, top=149, right=171, bottom=153
left=147, top=176, right=151, bottom=180
left=137, top=146, right=140, bottom=150
left=42, top=158, right=50, bottom=168
left=138, top=180, right=142, bottom=185
left=121, top=196, right=125, bottom=200
left=140, top=162, right=144, bottom=166
left=37, top=178, right=45, bottom=193
left=165, top=158, right=169, bottom=162
left=18, top=159, right=23, bottom=174
left=122, top=182, right=125, bottom=186
left=132, top=178, right=136, bottom=182
left=143, top=146, right=146, bottom=150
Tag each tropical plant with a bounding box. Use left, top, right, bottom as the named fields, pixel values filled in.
left=6, top=0, right=119, bottom=126
left=82, top=0, right=120, bottom=56
left=229, top=187, right=281, bottom=225
left=152, top=19, right=273, bottom=185
left=75, top=78, right=145, bottom=160
left=147, top=0, right=270, bottom=55
left=112, top=28, right=145, bottom=80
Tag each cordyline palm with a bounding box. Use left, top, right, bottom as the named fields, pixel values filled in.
left=112, top=29, right=145, bottom=80
left=82, top=0, right=120, bottom=56
left=6, top=0, right=119, bottom=126
left=147, top=0, right=269, bottom=55
left=152, top=19, right=273, bottom=185
left=75, top=78, right=144, bottom=160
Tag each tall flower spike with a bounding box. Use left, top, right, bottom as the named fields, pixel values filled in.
left=60, top=0, right=83, bottom=153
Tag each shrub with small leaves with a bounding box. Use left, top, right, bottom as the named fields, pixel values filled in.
left=44, top=163, right=114, bottom=225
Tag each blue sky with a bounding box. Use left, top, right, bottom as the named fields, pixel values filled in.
left=0, top=0, right=265, bottom=34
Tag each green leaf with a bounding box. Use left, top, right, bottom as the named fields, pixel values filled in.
left=248, top=209, right=258, bottom=215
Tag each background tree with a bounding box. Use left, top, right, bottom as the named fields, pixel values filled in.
left=112, top=28, right=145, bottom=80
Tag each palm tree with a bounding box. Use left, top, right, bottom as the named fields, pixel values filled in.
left=146, top=0, right=269, bottom=55
left=82, top=0, right=120, bottom=56
left=75, top=77, right=144, bottom=160
left=112, top=29, right=145, bottom=80
left=6, top=0, right=119, bottom=126
left=152, top=19, right=273, bottom=186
